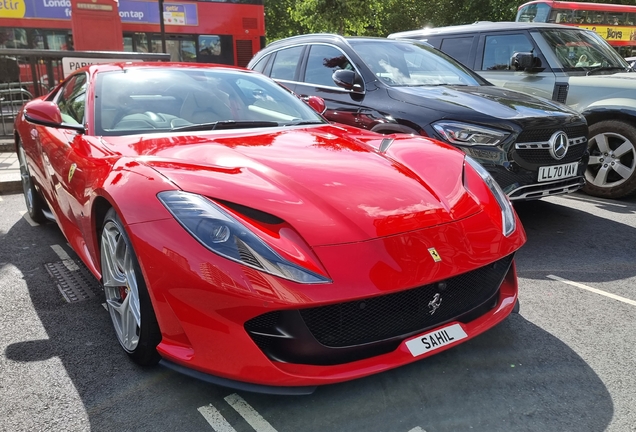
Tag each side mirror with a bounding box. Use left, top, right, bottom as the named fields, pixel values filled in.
left=23, top=100, right=85, bottom=133
left=510, top=52, right=536, bottom=71
left=332, top=69, right=363, bottom=92
left=305, top=95, right=326, bottom=114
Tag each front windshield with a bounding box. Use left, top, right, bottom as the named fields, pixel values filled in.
left=95, top=67, right=325, bottom=136
left=348, top=39, right=487, bottom=87
left=539, top=29, right=630, bottom=71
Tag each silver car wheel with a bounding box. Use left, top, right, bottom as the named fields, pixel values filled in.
left=101, top=220, right=141, bottom=352
left=586, top=131, right=636, bottom=189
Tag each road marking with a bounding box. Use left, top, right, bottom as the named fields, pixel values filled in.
left=548, top=275, right=636, bottom=307
left=102, top=303, right=108, bottom=311
left=225, top=393, right=278, bottom=432
left=408, top=428, right=426, bottom=432
left=0, top=196, right=3, bottom=201
left=198, top=404, right=237, bottom=432
left=50, top=244, right=80, bottom=271
left=20, top=211, right=40, bottom=227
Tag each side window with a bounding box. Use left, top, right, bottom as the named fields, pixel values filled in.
left=251, top=54, right=271, bottom=73
left=440, top=37, right=474, bottom=66
left=304, top=45, right=352, bottom=87
left=481, top=34, right=534, bottom=71
left=56, top=74, right=87, bottom=124
left=270, top=46, right=304, bottom=81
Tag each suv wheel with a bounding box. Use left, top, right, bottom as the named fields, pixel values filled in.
left=583, top=120, right=636, bottom=199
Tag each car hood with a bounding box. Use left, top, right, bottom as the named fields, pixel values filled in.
left=107, top=125, right=483, bottom=246
left=388, top=85, right=578, bottom=128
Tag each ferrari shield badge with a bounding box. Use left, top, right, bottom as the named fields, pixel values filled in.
left=428, top=247, right=442, bottom=262
left=68, top=163, right=77, bottom=183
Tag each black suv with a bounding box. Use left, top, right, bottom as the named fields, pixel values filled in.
left=390, top=22, right=636, bottom=199
left=248, top=34, right=589, bottom=201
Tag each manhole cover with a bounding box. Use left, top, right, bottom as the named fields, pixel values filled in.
left=45, top=261, right=102, bottom=303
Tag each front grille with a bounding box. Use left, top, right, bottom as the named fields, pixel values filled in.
left=516, top=124, right=587, bottom=144
left=300, top=254, right=513, bottom=347
left=490, top=168, right=535, bottom=193
left=515, top=142, right=587, bottom=165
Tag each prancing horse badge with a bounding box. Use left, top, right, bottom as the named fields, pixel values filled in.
left=68, top=163, right=77, bottom=183
left=428, top=247, right=442, bottom=262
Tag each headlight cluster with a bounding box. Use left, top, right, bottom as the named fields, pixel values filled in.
left=158, top=191, right=330, bottom=284
left=433, top=121, right=509, bottom=146
left=464, top=156, right=516, bottom=237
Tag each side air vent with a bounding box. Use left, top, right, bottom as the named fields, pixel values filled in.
left=243, top=17, right=258, bottom=29
left=552, top=83, right=569, bottom=103
left=236, top=40, right=253, bottom=67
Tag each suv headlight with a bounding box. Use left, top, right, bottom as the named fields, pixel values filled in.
left=464, top=156, right=516, bottom=236
left=433, top=121, right=509, bottom=146
left=158, top=191, right=330, bottom=284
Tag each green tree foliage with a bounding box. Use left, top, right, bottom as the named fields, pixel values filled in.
left=264, top=0, right=635, bottom=43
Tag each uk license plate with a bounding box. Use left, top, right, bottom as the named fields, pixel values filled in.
left=538, top=162, right=578, bottom=182
left=405, top=323, right=467, bottom=357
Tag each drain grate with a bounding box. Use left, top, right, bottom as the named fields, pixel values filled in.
left=45, top=261, right=103, bottom=303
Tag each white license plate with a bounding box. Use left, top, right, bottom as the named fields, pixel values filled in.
left=405, top=323, right=467, bottom=357
left=538, top=162, right=578, bottom=182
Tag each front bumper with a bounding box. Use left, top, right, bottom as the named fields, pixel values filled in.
left=126, top=208, right=525, bottom=389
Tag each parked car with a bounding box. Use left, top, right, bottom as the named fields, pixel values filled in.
left=248, top=34, right=589, bottom=201
left=14, top=62, right=526, bottom=393
left=390, top=22, right=636, bottom=199
left=248, top=34, right=588, bottom=200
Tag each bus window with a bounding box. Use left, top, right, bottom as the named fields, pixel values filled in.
left=550, top=9, right=573, bottom=24
left=0, top=28, right=28, bottom=49
left=516, top=3, right=550, bottom=23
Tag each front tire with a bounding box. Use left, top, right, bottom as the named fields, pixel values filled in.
left=17, top=140, right=46, bottom=223
left=583, top=120, right=636, bottom=199
left=100, top=208, right=161, bottom=366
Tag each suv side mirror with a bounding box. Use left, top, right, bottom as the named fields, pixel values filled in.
left=510, top=52, right=543, bottom=72
left=332, top=70, right=363, bottom=93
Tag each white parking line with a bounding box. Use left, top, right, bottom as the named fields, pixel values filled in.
left=198, top=404, right=237, bottom=432
left=19, top=211, right=39, bottom=227
left=50, top=244, right=80, bottom=271
left=408, top=428, right=426, bottom=432
left=224, top=393, right=278, bottom=432
left=548, top=275, right=636, bottom=307
left=0, top=195, right=3, bottom=201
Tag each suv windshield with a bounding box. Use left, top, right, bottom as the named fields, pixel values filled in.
left=539, top=29, right=630, bottom=72
left=348, top=40, right=487, bottom=87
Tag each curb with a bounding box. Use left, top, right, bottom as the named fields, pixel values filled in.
left=0, top=141, right=15, bottom=153
left=0, top=178, right=21, bottom=194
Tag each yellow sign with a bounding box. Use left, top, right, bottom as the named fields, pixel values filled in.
left=0, top=0, right=26, bottom=18
left=578, top=25, right=636, bottom=43
left=428, top=247, right=442, bottom=263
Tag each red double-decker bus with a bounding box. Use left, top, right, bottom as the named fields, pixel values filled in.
left=0, top=0, right=265, bottom=67
left=516, top=1, right=636, bottom=57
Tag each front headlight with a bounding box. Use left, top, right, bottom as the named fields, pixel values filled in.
left=433, top=121, right=509, bottom=146
left=464, top=156, right=516, bottom=237
left=158, top=191, right=330, bottom=284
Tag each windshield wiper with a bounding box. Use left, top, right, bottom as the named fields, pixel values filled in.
left=171, top=120, right=280, bottom=132
left=586, top=66, right=628, bottom=76
left=282, top=120, right=325, bottom=126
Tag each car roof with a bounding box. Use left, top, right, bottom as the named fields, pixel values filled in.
left=264, top=33, right=420, bottom=50
left=389, top=21, right=587, bottom=38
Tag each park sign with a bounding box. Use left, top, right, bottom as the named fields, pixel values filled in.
left=62, top=57, right=141, bottom=77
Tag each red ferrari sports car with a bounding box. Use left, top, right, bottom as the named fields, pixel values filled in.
left=14, top=63, right=526, bottom=394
